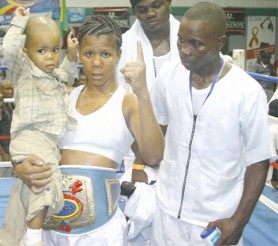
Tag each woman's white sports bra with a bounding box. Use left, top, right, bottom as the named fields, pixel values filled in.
left=60, top=85, right=134, bottom=164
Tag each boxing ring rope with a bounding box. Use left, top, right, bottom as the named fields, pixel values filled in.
left=247, top=71, right=278, bottom=84
left=0, top=66, right=8, bottom=71
left=1, top=64, right=278, bottom=82
left=0, top=162, right=11, bottom=167
left=1, top=66, right=276, bottom=80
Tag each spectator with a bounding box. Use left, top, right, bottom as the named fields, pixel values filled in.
left=0, top=70, right=6, bottom=81
left=273, top=59, right=278, bottom=78
left=0, top=79, right=14, bottom=177
left=151, top=2, right=276, bottom=245
left=72, top=68, right=87, bottom=87
left=267, top=89, right=278, bottom=192
left=252, top=51, right=276, bottom=101
left=0, top=79, right=14, bottom=160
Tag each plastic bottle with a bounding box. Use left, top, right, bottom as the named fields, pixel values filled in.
left=200, top=227, right=221, bottom=245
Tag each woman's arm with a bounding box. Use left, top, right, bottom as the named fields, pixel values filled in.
left=121, top=41, right=164, bottom=166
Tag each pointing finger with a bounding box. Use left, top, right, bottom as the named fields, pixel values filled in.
left=136, top=40, right=145, bottom=62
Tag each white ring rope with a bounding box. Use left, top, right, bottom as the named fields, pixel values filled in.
left=3, top=98, right=14, bottom=103
left=0, top=161, right=12, bottom=167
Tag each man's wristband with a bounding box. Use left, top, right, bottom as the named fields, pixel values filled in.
left=132, top=164, right=145, bottom=170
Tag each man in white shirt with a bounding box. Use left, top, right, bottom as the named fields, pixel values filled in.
left=151, top=2, right=276, bottom=245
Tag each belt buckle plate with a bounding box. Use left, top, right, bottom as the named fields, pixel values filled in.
left=43, top=173, right=95, bottom=232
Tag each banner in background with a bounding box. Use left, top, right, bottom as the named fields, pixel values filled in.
left=0, top=0, right=59, bottom=15
left=60, top=0, right=68, bottom=37
left=94, top=8, right=130, bottom=34
left=224, top=8, right=245, bottom=34
left=67, top=8, right=86, bottom=23
left=246, top=16, right=276, bottom=71
left=53, top=7, right=86, bottom=23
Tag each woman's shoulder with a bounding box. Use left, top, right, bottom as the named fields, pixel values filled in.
left=122, top=91, right=137, bottom=117
left=67, top=85, right=85, bottom=104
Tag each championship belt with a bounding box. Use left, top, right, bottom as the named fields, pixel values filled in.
left=43, top=165, right=120, bottom=234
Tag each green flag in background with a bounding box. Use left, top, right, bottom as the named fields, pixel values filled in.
left=60, top=0, right=68, bottom=37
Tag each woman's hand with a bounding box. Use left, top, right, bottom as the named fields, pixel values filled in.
left=120, top=41, right=148, bottom=97
left=13, top=156, right=52, bottom=194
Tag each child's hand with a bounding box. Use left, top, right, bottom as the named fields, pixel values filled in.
left=14, top=7, right=30, bottom=17
left=67, top=31, right=79, bottom=62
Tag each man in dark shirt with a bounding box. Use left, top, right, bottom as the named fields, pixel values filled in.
left=252, top=51, right=276, bottom=101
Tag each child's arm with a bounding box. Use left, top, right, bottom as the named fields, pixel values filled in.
left=66, top=31, right=79, bottom=63
left=1, top=7, right=29, bottom=87
left=57, top=32, right=79, bottom=86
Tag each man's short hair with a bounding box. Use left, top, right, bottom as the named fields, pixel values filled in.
left=130, top=0, right=140, bottom=9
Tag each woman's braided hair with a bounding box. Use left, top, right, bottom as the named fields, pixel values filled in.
left=77, top=15, right=122, bottom=50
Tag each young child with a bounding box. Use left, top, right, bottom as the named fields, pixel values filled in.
left=0, top=7, right=78, bottom=246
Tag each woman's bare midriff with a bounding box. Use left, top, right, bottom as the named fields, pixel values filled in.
left=60, top=149, right=117, bottom=169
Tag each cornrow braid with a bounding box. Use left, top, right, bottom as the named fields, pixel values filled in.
left=78, top=15, right=122, bottom=50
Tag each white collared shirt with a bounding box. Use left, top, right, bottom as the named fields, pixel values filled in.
left=153, top=60, right=276, bottom=226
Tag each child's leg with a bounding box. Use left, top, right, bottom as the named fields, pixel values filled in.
left=22, top=207, right=47, bottom=245
left=28, top=207, right=47, bottom=229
